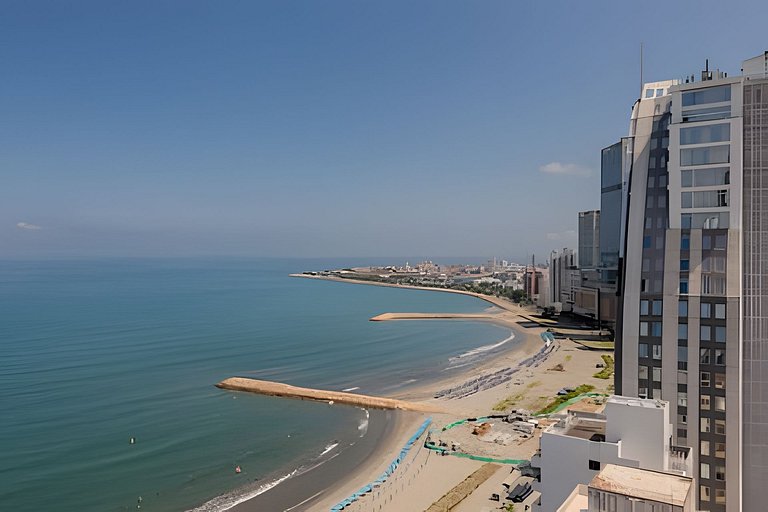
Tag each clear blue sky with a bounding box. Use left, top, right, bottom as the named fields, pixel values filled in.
left=2, top=1, right=766, bottom=261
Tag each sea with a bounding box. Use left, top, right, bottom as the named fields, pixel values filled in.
left=0, top=258, right=516, bottom=512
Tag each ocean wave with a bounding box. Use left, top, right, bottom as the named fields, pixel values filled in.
left=319, top=442, right=339, bottom=457
left=358, top=409, right=369, bottom=437
left=448, top=330, right=515, bottom=362
left=342, top=386, right=360, bottom=392
left=187, top=469, right=298, bottom=512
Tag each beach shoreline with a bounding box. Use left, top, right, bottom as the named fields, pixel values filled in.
left=216, top=274, right=550, bottom=512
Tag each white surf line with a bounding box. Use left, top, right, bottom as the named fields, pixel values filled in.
left=283, top=490, right=324, bottom=512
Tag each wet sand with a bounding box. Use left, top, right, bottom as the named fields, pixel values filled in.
left=229, top=409, right=407, bottom=512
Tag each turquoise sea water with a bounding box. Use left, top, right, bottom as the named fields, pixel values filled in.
left=0, top=259, right=513, bottom=511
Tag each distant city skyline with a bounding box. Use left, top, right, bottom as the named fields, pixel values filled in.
left=2, top=1, right=767, bottom=260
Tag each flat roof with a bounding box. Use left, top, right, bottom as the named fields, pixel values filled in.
left=589, top=464, right=692, bottom=506
left=607, top=395, right=666, bottom=410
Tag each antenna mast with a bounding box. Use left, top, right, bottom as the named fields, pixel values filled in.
left=640, top=42, right=644, bottom=98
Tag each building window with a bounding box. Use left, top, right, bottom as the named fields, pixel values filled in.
left=715, top=442, right=726, bottom=458
left=678, top=428, right=687, bottom=439
left=701, top=372, right=711, bottom=388
left=715, top=465, right=725, bottom=481
left=715, top=326, right=726, bottom=343
left=680, top=278, right=689, bottom=294
left=701, top=417, right=711, bottom=433
left=682, top=85, right=731, bottom=106
left=701, top=395, right=711, bottom=410
left=701, top=485, right=711, bottom=502
left=716, top=489, right=726, bottom=505
left=680, top=123, right=730, bottom=145
left=701, top=325, right=711, bottom=341
left=639, top=343, right=649, bottom=358
left=639, top=366, right=649, bottom=379
left=701, top=440, right=710, bottom=456
left=715, top=396, right=726, bottom=412
left=700, top=348, right=711, bottom=364
left=643, top=236, right=651, bottom=248
left=640, top=300, right=649, bottom=315
left=680, top=259, right=690, bottom=271
left=652, top=367, right=662, bottom=382
left=679, top=300, right=688, bottom=317
left=652, top=345, right=662, bottom=360
left=715, top=349, right=726, bottom=365
left=651, top=322, right=662, bottom=337
left=588, top=460, right=601, bottom=471
left=640, top=322, right=649, bottom=336
left=681, top=234, right=690, bottom=250
left=680, top=167, right=730, bottom=187
left=678, top=392, right=688, bottom=407
left=715, top=419, right=726, bottom=435
left=681, top=145, right=730, bottom=166
left=701, top=303, right=712, bottom=318
left=678, top=323, right=688, bottom=340
left=715, top=373, right=726, bottom=389
left=701, top=462, right=711, bottom=479
left=715, top=303, right=726, bottom=319
left=638, top=387, right=648, bottom=398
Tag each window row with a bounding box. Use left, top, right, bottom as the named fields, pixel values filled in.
left=638, top=365, right=662, bottom=382
left=701, top=440, right=726, bottom=458
left=639, top=343, right=663, bottom=359
left=680, top=166, right=730, bottom=187
left=701, top=302, right=727, bottom=319
left=682, top=85, right=731, bottom=107
left=680, top=123, right=730, bottom=145
left=640, top=299, right=663, bottom=316
left=701, top=395, right=726, bottom=412
left=700, top=462, right=726, bottom=482
left=680, top=145, right=730, bottom=166
left=681, top=212, right=729, bottom=229
left=701, top=371, right=726, bottom=389
left=640, top=322, right=663, bottom=337
left=701, top=325, right=727, bottom=342
left=679, top=276, right=728, bottom=296
left=700, top=348, right=726, bottom=365
left=701, top=417, right=727, bottom=435
left=700, top=485, right=727, bottom=505
left=681, top=189, right=729, bottom=208
left=682, top=105, right=730, bottom=123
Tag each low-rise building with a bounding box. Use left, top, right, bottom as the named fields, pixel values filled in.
left=532, top=396, right=691, bottom=511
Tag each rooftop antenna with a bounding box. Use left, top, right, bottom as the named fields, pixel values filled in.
left=640, top=42, right=644, bottom=98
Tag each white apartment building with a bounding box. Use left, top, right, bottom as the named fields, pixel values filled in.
left=532, top=396, right=691, bottom=511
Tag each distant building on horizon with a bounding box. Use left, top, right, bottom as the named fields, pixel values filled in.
left=578, top=210, right=600, bottom=269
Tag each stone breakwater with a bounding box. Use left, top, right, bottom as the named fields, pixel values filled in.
left=216, top=377, right=441, bottom=412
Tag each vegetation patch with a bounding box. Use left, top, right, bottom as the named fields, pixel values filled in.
left=535, top=384, right=595, bottom=415
left=593, top=355, right=615, bottom=379
left=492, top=392, right=524, bottom=412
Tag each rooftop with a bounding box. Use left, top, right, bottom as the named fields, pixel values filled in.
left=607, top=395, right=666, bottom=410
left=589, top=464, right=692, bottom=507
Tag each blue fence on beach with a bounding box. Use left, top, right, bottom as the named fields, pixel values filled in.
left=330, top=417, right=432, bottom=511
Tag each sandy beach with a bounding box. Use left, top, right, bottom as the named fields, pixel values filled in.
left=230, top=275, right=612, bottom=512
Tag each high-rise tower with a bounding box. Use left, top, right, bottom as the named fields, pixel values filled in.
left=616, top=53, right=768, bottom=511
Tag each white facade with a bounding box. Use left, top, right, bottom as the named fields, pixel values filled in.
left=532, top=396, right=691, bottom=512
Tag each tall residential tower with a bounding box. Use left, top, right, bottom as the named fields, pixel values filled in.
left=616, top=53, right=768, bottom=511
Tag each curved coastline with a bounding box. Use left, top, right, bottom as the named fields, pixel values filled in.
left=215, top=275, right=544, bottom=512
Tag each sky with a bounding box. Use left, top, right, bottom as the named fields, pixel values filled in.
left=2, top=0, right=767, bottom=261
